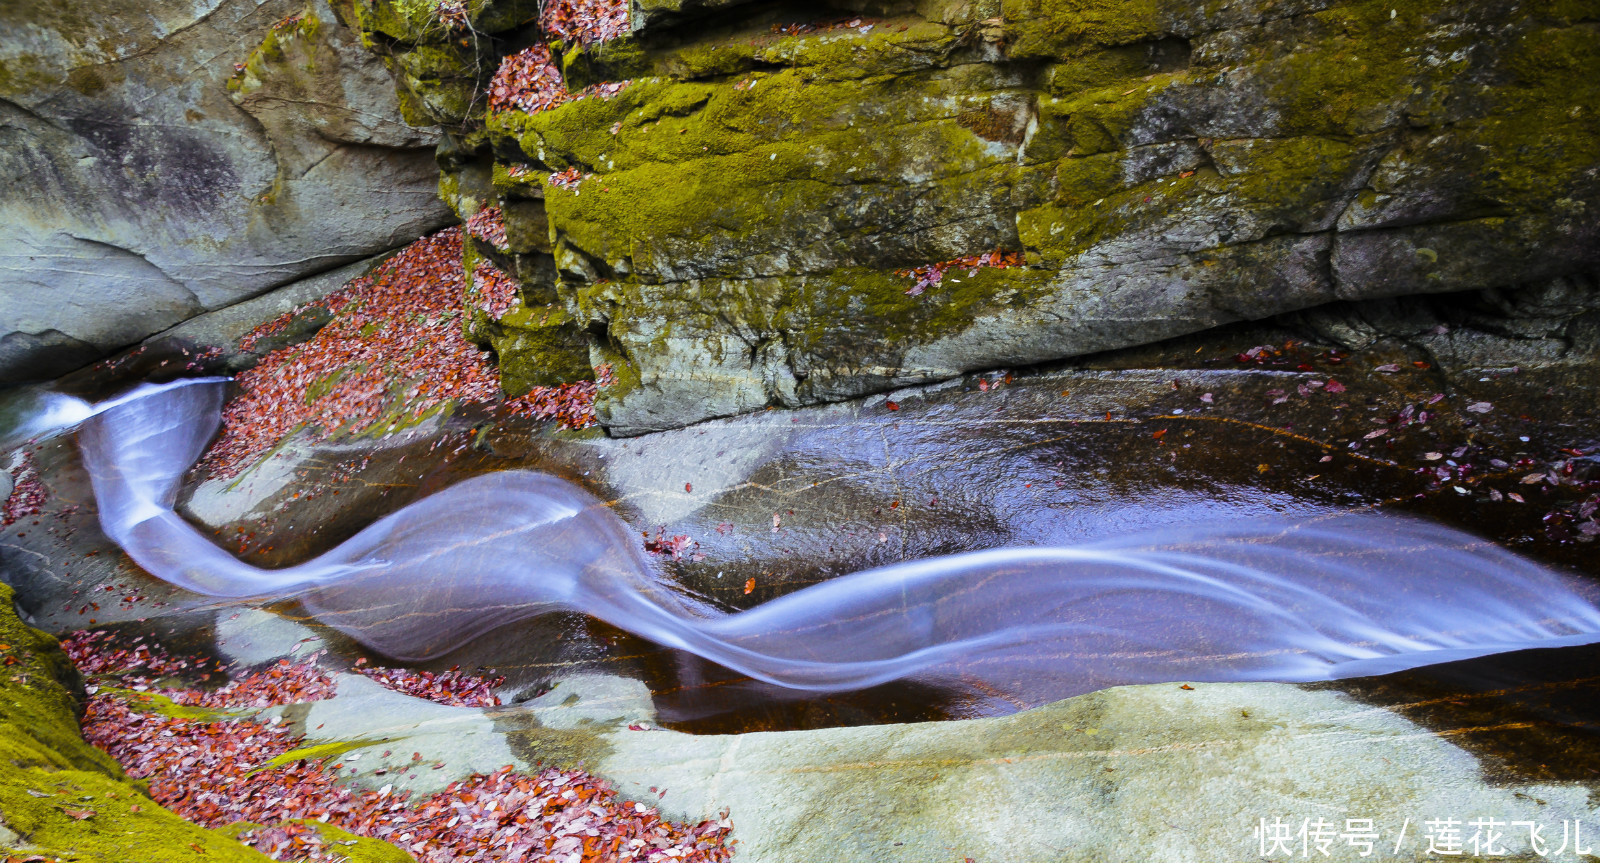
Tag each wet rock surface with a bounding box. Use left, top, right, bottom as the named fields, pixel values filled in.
left=5, top=294, right=1600, bottom=859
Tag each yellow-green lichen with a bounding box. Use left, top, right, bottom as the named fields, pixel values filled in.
left=261, top=738, right=389, bottom=771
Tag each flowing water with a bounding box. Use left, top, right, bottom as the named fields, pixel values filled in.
left=42, top=378, right=1600, bottom=710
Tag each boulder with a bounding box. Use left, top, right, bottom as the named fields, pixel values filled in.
left=358, top=0, right=1600, bottom=433
left=0, top=0, right=453, bottom=383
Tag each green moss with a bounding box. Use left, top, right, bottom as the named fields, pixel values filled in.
left=389, top=42, right=488, bottom=125
left=0, top=584, right=273, bottom=861
left=92, top=687, right=242, bottom=723
left=1042, top=43, right=1177, bottom=96
left=1000, top=0, right=1167, bottom=59
left=567, top=19, right=961, bottom=87
left=261, top=738, right=388, bottom=771
left=352, top=0, right=540, bottom=44
left=465, top=246, right=593, bottom=392
left=1021, top=134, right=1378, bottom=263
left=229, top=7, right=327, bottom=96
left=1028, top=73, right=1177, bottom=160
left=488, top=304, right=595, bottom=394
left=1262, top=5, right=1421, bottom=135
left=491, top=67, right=1018, bottom=279
left=800, top=265, right=1060, bottom=357
left=562, top=37, right=654, bottom=90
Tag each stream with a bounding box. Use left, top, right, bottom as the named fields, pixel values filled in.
left=52, top=376, right=1600, bottom=712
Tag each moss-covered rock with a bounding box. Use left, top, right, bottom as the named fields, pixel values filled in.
left=463, top=242, right=594, bottom=393
left=0, top=584, right=276, bottom=861
left=343, top=0, right=1600, bottom=433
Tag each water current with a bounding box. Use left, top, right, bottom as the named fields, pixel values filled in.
left=39, top=377, right=1600, bottom=708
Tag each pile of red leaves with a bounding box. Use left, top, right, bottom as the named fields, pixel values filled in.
left=199, top=227, right=601, bottom=478
left=487, top=45, right=632, bottom=115
left=550, top=167, right=586, bottom=190
left=897, top=249, right=1023, bottom=296
left=354, top=658, right=504, bottom=708
left=541, top=0, right=630, bottom=45
left=72, top=634, right=737, bottom=863
left=505, top=364, right=615, bottom=427
left=487, top=45, right=569, bottom=114
left=465, top=206, right=509, bottom=250
left=471, top=261, right=520, bottom=319
left=2, top=453, right=44, bottom=527
left=61, top=630, right=209, bottom=679
left=432, top=0, right=469, bottom=29
left=236, top=821, right=355, bottom=862
left=169, top=657, right=337, bottom=709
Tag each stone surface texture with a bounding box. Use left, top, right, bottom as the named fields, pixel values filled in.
left=346, top=0, right=1600, bottom=433
left=0, top=0, right=453, bottom=382
left=213, top=612, right=1600, bottom=863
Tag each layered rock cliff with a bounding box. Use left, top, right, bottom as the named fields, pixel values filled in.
left=346, top=0, right=1600, bottom=434
left=0, top=0, right=453, bottom=382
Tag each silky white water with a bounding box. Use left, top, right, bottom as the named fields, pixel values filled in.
left=44, top=378, right=1600, bottom=706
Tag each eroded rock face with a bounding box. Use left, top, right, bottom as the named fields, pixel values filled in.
left=0, top=0, right=453, bottom=383
left=352, top=0, right=1600, bottom=433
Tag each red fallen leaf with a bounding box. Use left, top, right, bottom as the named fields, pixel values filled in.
left=1152, top=429, right=1167, bottom=441
left=189, top=843, right=207, bottom=854
left=1412, top=360, right=1431, bottom=369
left=64, top=808, right=95, bottom=820
left=889, top=500, right=900, bottom=509
left=885, top=400, right=899, bottom=411
left=1179, top=684, right=1194, bottom=690
left=743, top=578, right=755, bottom=595
left=685, top=482, right=692, bottom=493
left=1324, top=379, right=1347, bottom=393
left=1560, top=448, right=1587, bottom=457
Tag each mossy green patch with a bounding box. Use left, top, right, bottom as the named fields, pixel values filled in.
left=229, top=6, right=326, bottom=95
left=92, top=687, right=242, bottom=723
left=0, top=584, right=273, bottom=861
left=261, top=737, right=389, bottom=771
left=1000, top=0, right=1167, bottom=59
left=492, top=67, right=1023, bottom=281
left=1028, top=73, right=1178, bottom=161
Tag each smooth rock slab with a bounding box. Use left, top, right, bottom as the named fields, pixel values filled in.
left=0, top=0, right=452, bottom=381
left=273, top=664, right=1600, bottom=862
